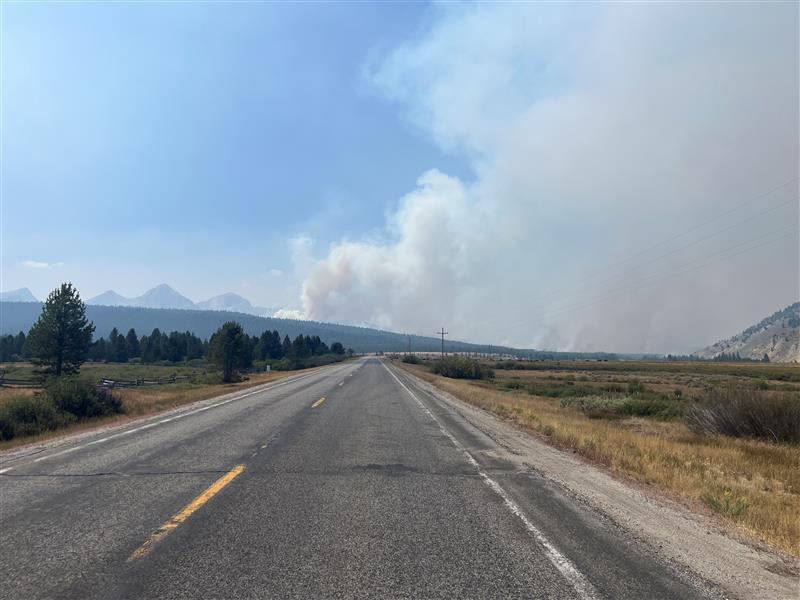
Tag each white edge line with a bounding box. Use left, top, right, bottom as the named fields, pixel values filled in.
left=381, top=361, right=599, bottom=600
left=1, top=364, right=348, bottom=472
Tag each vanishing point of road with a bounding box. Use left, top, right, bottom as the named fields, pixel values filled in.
left=0, top=358, right=720, bottom=599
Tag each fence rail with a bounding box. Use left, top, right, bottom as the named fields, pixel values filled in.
left=0, top=371, right=192, bottom=389
left=0, top=377, right=41, bottom=387
left=98, top=375, right=192, bottom=388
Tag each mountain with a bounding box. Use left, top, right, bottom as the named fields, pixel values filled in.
left=694, top=302, right=800, bottom=363
left=0, top=301, right=625, bottom=359
left=89, top=286, right=278, bottom=316
left=134, top=284, right=195, bottom=310
left=88, top=290, right=132, bottom=307
left=196, top=293, right=254, bottom=313
left=88, top=284, right=195, bottom=310
left=0, top=288, right=38, bottom=303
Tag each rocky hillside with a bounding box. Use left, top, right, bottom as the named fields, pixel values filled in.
left=695, top=302, right=800, bottom=363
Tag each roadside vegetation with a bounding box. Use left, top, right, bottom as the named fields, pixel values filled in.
left=395, top=355, right=800, bottom=557
left=431, top=356, right=495, bottom=380
left=0, top=283, right=355, bottom=446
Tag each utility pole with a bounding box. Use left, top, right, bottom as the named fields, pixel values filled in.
left=407, top=334, right=411, bottom=355
left=437, top=327, right=448, bottom=357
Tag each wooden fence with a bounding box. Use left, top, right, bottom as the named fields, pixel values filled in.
left=0, top=374, right=40, bottom=388
left=0, top=370, right=192, bottom=389
left=98, top=375, right=192, bottom=388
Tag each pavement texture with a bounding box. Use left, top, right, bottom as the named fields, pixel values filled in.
left=0, top=358, right=724, bottom=599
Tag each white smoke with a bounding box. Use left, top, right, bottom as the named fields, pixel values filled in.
left=298, top=3, right=799, bottom=353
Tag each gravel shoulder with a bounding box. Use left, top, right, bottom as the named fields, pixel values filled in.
left=406, top=370, right=800, bottom=600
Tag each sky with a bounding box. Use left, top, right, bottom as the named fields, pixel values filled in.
left=2, top=1, right=798, bottom=354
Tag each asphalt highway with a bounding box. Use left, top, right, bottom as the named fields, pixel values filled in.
left=0, top=358, right=720, bottom=599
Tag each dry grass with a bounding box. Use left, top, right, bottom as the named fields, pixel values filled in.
left=0, top=369, right=298, bottom=451
left=116, top=370, right=293, bottom=416
left=0, top=386, right=36, bottom=402
left=398, top=362, right=800, bottom=558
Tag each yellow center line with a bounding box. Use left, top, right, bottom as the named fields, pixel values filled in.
left=311, top=396, right=326, bottom=408
left=128, top=464, right=245, bottom=561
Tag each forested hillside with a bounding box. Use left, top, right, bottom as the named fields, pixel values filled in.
left=1, top=301, right=621, bottom=358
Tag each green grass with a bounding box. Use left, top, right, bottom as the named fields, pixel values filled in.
left=0, top=361, right=210, bottom=384
left=491, top=360, right=800, bottom=381
left=560, top=394, right=683, bottom=421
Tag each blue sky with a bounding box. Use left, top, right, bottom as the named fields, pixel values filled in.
left=3, top=2, right=467, bottom=306
left=3, top=2, right=798, bottom=352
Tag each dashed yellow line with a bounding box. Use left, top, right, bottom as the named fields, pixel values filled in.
left=311, top=396, right=326, bottom=408
left=128, top=465, right=245, bottom=561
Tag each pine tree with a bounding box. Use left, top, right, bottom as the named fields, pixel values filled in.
left=209, top=322, right=250, bottom=382
left=125, top=329, right=140, bottom=358
left=26, top=283, right=95, bottom=376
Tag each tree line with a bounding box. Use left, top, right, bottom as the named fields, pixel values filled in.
left=82, top=327, right=348, bottom=364
left=4, top=283, right=353, bottom=381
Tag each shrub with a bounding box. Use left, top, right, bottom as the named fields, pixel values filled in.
left=617, top=397, right=681, bottom=420
left=432, top=356, right=494, bottom=380
left=684, top=386, right=800, bottom=443
left=44, top=378, right=123, bottom=419
left=402, top=354, right=421, bottom=364
left=0, top=395, right=63, bottom=440
left=271, top=353, right=346, bottom=371
left=561, top=394, right=681, bottom=421
left=701, top=489, right=749, bottom=517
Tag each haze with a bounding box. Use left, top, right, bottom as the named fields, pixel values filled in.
left=3, top=2, right=798, bottom=354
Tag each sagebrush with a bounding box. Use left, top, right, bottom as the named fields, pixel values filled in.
left=684, top=386, right=800, bottom=443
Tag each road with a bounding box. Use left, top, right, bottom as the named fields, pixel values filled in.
left=0, top=358, right=721, bottom=599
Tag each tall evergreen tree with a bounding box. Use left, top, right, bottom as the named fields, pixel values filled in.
left=26, top=283, right=94, bottom=376
left=209, top=322, right=250, bottom=382
left=125, top=329, right=140, bottom=358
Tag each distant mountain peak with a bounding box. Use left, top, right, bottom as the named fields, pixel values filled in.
left=88, top=285, right=193, bottom=310
left=85, top=284, right=276, bottom=316
left=0, top=288, right=38, bottom=303
left=196, top=292, right=254, bottom=313
left=136, top=284, right=195, bottom=309
left=88, top=290, right=131, bottom=306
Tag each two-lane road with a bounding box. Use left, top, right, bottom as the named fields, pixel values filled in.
left=0, top=358, right=719, bottom=599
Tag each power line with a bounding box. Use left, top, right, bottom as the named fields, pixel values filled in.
left=521, top=196, right=797, bottom=313
left=605, top=177, right=797, bottom=268
left=508, top=178, right=797, bottom=312
left=510, top=225, right=798, bottom=331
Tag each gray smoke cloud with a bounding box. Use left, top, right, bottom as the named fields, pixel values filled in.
left=298, top=3, right=799, bottom=353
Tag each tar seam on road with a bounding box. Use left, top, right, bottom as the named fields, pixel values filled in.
left=0, top=364, right=346, bottom=474
left=128, top=464, right=246, bottom=561
left=312, top=396, right=326, bottom=408
left=381, top=361, right=600, bottom=600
